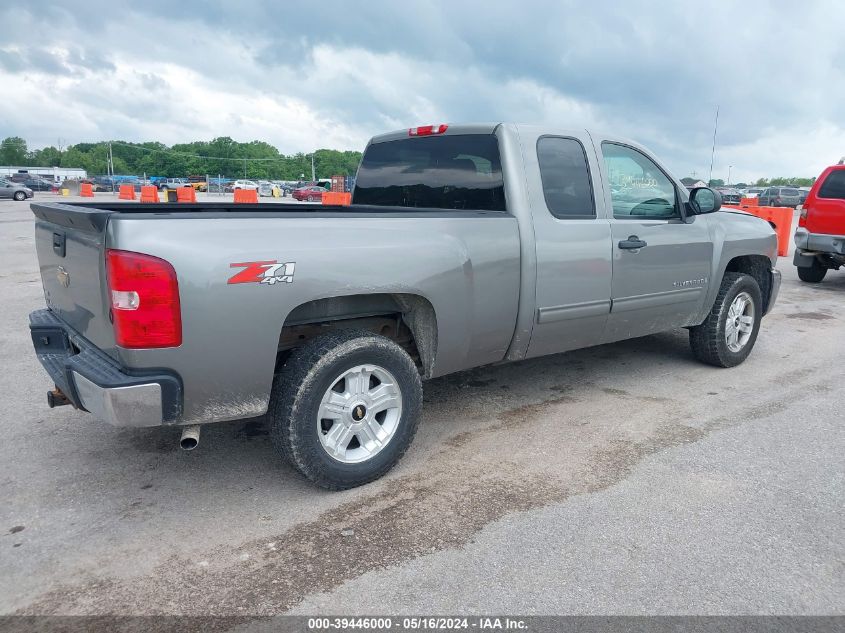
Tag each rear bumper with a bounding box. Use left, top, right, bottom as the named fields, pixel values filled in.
left=29, top=309, right=182, bottom=427
left=793, top=228, right=845, bottom=255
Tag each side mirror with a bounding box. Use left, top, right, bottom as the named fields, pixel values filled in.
left=689, top=186, right=722, bottom=214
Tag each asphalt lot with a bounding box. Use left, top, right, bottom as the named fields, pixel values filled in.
left=1, top=195, right=843, bottom=616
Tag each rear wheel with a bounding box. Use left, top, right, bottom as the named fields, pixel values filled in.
left=797, top=258, right=827, bottom=283
left=270, top=329, right=422, bottom=489
left=689, top=272, right=762, bottom=368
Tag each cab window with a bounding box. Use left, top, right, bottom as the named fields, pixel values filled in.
left=536, top=137, right=595, bottom=219
left=601, top=143, right=678, bottom=219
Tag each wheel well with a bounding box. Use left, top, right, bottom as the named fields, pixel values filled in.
left=724, top=255, right=772, bottom=310
left=276, top=293, right=437, bottom=377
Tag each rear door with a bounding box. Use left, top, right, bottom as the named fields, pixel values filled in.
left=33, top=204, right=116, bottom=354
left=598, top=141, right=712, bottom=342
left=523, top=130, right=613, bottom=357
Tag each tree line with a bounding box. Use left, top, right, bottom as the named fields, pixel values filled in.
left=0, top=136, right=363, bottom=180
left=705, top=177, right=817, bottom=188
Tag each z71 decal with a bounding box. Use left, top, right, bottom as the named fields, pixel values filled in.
left=228, top=260, right=296, bottom=285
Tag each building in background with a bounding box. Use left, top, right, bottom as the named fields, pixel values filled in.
left=0, top=166, right=87, bottom=182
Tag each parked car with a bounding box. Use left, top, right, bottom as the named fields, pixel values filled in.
left=793, top=164, right=845, bottom=283
left=798, top=188, right=811, bottom=206
left=744, top=188, right=765, bottom=198
left=718, top=188, right=742, bottom=205
left=257, top=181, right=278, bottom=197
left=158, top=178, right=192, bottom=191
left=232, top=180, right=259, bottom=190
left=292, top=185, right=327, bottom=202
left=20, top=177, right=53, bottom=192
left=758, top=186, right=801, bottom=207
left=27, top=123, right=781, bottom=489
left=0, top=178, right=33, bottom=201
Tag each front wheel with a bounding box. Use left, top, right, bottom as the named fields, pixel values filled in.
left=797, top=258, right=827, bottom=283
left=689, top=272, right=762, bottom=368
left=270, top=329, right=422, bottom=489
left=13, top=191, right=26, bottom=201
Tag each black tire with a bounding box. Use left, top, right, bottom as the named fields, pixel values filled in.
left=797, top=258, right=827, bottom=283
left=13, top=191, right=26, bottom=201
left=689, top=272, right=763, bottom=368
left=269, top=329, right=422, bottom=490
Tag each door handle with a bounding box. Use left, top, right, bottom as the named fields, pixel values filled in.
left=618, top=235, right=647, bottom=250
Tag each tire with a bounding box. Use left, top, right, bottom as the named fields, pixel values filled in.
left=689, top=272, right=763, bottom=368
left=797, top=258, right=827, bottom=283
left=13, top=191, right=26, bottom=201
left=269, top=329, right=422, bottom=490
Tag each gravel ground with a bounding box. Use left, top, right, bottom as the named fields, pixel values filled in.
left=0, top=198, right=842, bottom=616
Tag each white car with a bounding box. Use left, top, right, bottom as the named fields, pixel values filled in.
left=232, top=180, right=259, bottom=190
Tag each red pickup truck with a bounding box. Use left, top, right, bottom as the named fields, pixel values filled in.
left=793, top=163, right=845, bottom=283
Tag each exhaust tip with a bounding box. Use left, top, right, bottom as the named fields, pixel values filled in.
left=179, top=425, right=201, bottom=451
left=180, top=437, right=198, bottom=451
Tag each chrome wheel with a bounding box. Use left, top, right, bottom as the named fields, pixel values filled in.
left=317, top=364, right=403, bottom=464
left=725, top=291, right=755, bottom=352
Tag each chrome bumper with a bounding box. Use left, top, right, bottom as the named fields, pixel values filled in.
left=71, top=372, right=165, bottom=427
left=29, top=309, right=181, bottom=427
left=794, top=227, right=845, bottom=255
left=765, top=269, right=781, bottom=316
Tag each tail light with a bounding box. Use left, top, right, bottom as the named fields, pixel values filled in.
left=409, top=124, right=448, bottom=136
left=799, top=206, right=808, bottom=227
left=106, top=249, right=182, bottom=348
left=775, top=197, right=781, bottom=204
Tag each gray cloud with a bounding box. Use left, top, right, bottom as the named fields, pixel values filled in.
left=1, top=0, right=843, bottom=181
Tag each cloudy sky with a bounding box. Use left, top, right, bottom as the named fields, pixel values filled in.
left=1, top=0, right=844, bottom=182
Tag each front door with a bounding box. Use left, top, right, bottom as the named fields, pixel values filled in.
left=599, top=142, right=713, bottom=343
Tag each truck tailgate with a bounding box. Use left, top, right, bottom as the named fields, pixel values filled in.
left=32, top=203, right=117, bottom=356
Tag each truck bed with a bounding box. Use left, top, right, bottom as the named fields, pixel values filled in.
left=31, top=201, right=505, bottom=230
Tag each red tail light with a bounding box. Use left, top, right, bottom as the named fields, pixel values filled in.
left=409, top=124, right=448, bottom=136
left=106, top=249, right=182, bottom=348
left=798, top=207, right=808, bottom=227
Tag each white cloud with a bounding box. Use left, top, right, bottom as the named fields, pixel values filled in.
left=1, top=0, right=844, bottom=180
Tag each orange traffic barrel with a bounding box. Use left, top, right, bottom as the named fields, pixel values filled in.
left=233, top=189, right=258, bottom=203
left=80, top=183, right=94, bottom=197
left=322, top=191, right=352, bottom=206
left=139, top=186, right=159, bottom=203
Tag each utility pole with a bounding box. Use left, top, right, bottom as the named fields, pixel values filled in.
left=311, top=154, right=316, bottom=182
left=708, top=105, right=719, bottom=185
left=109, top=142, right=115, bottom=192
left=728, top=165, right=732, bottom=187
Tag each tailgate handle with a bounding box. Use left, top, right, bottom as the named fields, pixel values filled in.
left=52, top=232, right=66, bottom=257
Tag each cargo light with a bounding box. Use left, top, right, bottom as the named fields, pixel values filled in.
left=409, top=124, right=448, bottom=137
left=106, top=249, right=182, bottom=348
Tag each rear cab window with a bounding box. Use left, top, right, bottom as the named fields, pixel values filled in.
left=352, top=134, right=506, bottom=211
left=536, top=137, right=595, bottom=219
left=818, top=170, right=845, bottom=200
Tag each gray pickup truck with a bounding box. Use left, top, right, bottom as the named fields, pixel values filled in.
left=28, top=123, right=781, bottom=489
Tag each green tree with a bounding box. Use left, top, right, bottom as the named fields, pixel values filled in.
left=0, top=137, right=28, bottom=165
left=708, top=178, right=724, bottom=187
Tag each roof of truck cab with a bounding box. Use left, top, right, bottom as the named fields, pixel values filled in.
left=366, top=123, right=644, bottom=152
